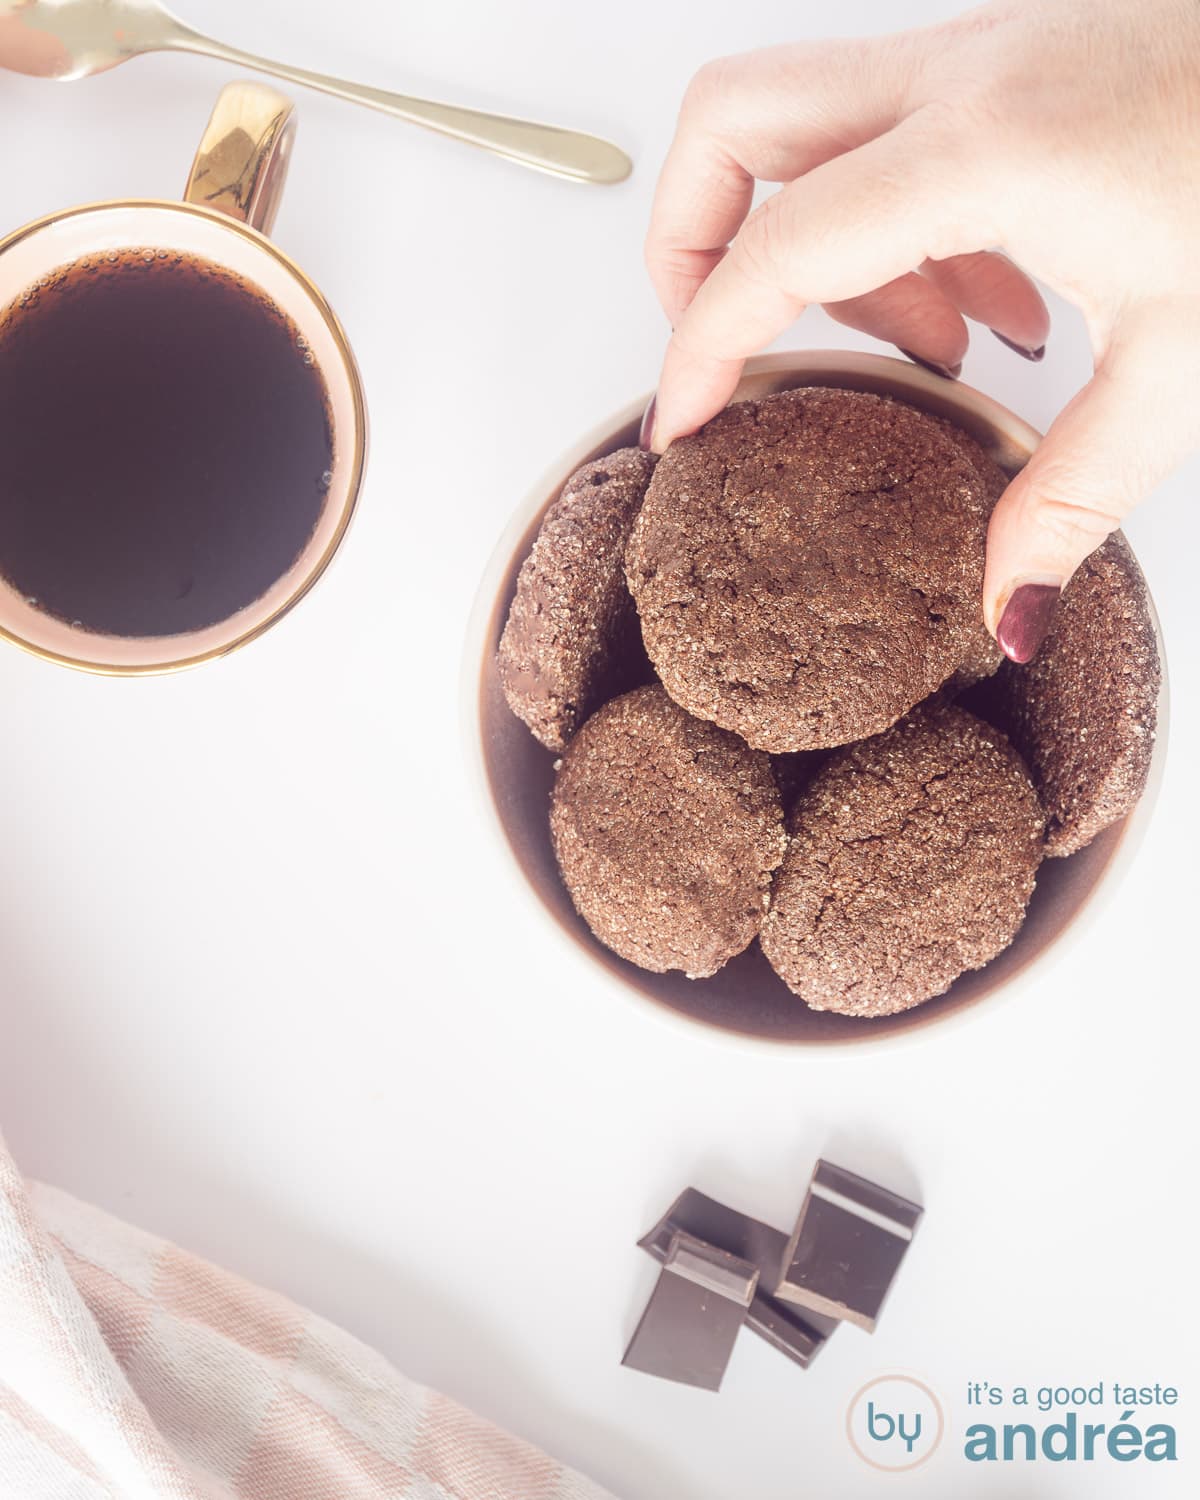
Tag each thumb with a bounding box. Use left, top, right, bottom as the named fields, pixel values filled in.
left=985, top=318, right=1198, bottom=662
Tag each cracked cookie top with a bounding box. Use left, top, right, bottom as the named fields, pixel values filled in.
left=760, top=702, right=1045, bottom=1016
left=550, top=684, right=787, bottom=978
left=625, top=387, right=1000, bottom=753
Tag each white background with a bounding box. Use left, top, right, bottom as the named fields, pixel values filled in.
left=0, top=2, right=1196, bottom=1495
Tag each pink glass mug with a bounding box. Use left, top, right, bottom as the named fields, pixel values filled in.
left=0, top=80, right=367, bottom=674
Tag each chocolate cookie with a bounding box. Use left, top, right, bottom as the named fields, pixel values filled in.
left=934, top=417, right=1009, bottom=689
left=499, top=447, right=655, bottom=751
left=760, top=704, right=1044, bottom=1016
left=976, top=533, right=1160, bottom=857
left=943, top=628, right=1005, bottom=693
left=550, top=685, right=786, bottom=977
left=625, top=388, right=999, bottom=753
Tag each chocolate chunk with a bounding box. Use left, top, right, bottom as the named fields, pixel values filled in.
left=625, top=387, right=999, bottom=752
left=498, top=448, right=656, bottom=752
left=761, top=702, right=1045, bottom=1016
left=550, top=685, right=786, bottom=977
left=639, top=1187, right=837, bottom=1368
left=970, top=532, right=1160, bottom=856
left=775, top=1160, right=923, bottom=1333
left=622, top=1231, right=758, bottom=1391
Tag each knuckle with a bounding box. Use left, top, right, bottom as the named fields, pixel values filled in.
left=967, top=252, right=1029, bottom=308
left=643, top=241, right=717, bottom=296
left=911, top=96, right=1002, bottom=177
left=881, top=278, right=966, bottom=346
left=734, top=196, right=792, bottom=288
left=1027, top=485, right=1122, bottom=551
left=681, top=56, right=741, bottom=118
left=898, top=107, right=1006, bottom=254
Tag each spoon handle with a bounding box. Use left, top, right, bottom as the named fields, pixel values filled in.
left=166, top=32, right=632, bottom=186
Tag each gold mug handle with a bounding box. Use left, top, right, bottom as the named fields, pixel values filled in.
left=184, top=81, right=296, bottom=236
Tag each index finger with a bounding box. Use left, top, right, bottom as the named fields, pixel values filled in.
left=644, top=40, right=919, bottom=328
left=650, top=114, right=1001, bottom=449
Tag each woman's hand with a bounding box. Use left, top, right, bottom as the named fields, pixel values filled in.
left=642, top=0, right=1200, bottom=659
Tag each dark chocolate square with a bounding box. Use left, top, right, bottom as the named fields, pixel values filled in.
left=775, top=1160, right=923, bottom=1332
left=638, top=1187, right=838, bottom=1367
left=622, top=1231, right=758, bottom=1391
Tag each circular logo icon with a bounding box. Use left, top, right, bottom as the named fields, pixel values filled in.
left=846, top=1375, right=945, bottom=1472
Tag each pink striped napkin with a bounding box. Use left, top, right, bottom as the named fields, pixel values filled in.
left=0, top=1134, right=614, bottom=1500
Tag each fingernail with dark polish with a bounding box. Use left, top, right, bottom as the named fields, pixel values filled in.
left=997, top=583, right=1061, bottom=663
left=992, top=330, right=1046, bottom=362
left=897, top=348, right=962, bottom=380
left=638, top=394, right=657, bottom=452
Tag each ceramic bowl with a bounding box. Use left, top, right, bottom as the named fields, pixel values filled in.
left=465, top=352, right=1168, bottom=1048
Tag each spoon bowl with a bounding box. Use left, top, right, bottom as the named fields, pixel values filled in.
left=0, top=0, right=172, bottom=79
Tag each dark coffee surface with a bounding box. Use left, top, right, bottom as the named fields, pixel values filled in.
left=0, top=251, right=333, bottom=637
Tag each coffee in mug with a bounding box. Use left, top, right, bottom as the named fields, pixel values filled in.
left=0, top=249, right=333, bottom=638
left=0, top=80, right=367, bottom=674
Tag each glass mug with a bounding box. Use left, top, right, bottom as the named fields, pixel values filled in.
left=0, top=80, right=367, bottom=674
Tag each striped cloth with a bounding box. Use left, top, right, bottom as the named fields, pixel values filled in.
left=0, top=1134, right=614, bottom=1500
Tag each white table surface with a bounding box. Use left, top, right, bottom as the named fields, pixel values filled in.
left=1, top=3, right=1196, bottom=1495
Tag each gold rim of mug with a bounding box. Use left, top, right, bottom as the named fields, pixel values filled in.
left=0, top=198, right=368, bottom=676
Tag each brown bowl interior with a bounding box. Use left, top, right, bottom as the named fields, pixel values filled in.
left=477, top=358, right=1139, bottom=1046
